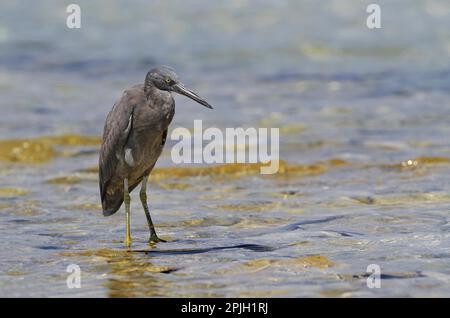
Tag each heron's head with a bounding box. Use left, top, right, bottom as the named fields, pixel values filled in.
left=145, top=66, right=213, bottom=109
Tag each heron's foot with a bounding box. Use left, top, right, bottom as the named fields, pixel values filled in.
left=149, top=234, right=166, bottom=244
left=124, top=236, right=132, bottom=247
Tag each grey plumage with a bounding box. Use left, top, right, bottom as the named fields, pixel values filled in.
left=99, top=66, right=212, bottom=245
left=99, top=83, right=174, bottom=215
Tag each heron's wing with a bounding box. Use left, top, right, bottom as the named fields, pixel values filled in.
left=99, top=91, right=136, bottom=202
left=161, top=128, right=168, bottom=147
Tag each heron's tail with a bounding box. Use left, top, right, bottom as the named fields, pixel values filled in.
left=101, top=179, right=142, bottom=216
left=102, top=194, right=123, bottom=216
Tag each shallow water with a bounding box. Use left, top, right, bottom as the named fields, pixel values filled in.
left=1, top=0, right=450, bottom=297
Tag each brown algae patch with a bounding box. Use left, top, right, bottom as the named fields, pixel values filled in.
left=59, top=248, right=129, bottom=258
left=215, top=201, right=279, bottom=213
left=239, top=259, right=275, bottom=273
left=320, top=289, right=354, bottom=297
left=0, top=139, right=56, bottom=163
left=156, top=182, right=194, bottom=191
left=12, top=206, right=43, bottom=217
left=286, top=255, right=335, bottom=269
left=152, top=162, right=279, bottom=179
left=0, top=200, right=44, bottom=217
left=47, top=171, right=97, bottom=185
left=217, top=201, right=306, bottom=215
left=6, top=271, right=29, bottom=276
left=77, top=166, right=99, bottom=174
left=46, top=175, right=83, bottom=185
left=349, top=196, right=376, bottom=205
left=81, top=160, right=331, bottom=180
left=232, top=216, right=287, bottom=228
left=268, top=190, right=304, bottom=200
left=162, top=215, right=286, bottom=229
left=279, top=125, right=306, bottom=135
left=67, top=203, right=102, bottom=211
left=0, top=203, right=15, bottom=210
left=177, top=160, right=327, bottom=178
left=349, top=192, right=450, bottom=206
left=0, top=134, right=100, bottom=164
left=376, top=157, right=450, bottom=170
left=160, top=217, right=239, bottom=228
left=401, top=157, right=450, bottom=166
left=217, top=255, right=335, bottom=275
left=326, top=158, right=350, bottom=167
left=0, top=187, right=30, bottom=198
left=59, top=249, right=176, bottom=275
left=40, top=135, right=100, bottom=147
left=235, top=290, right=290, bottom=297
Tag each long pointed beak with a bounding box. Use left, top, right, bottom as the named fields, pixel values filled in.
left=173, top=84, right=213, bottom=109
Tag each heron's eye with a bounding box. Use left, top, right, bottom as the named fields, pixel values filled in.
left=165, top=77, right=171, bottom=84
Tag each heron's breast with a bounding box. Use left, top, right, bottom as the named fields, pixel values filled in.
left=125, top=129, right=164, bottom=168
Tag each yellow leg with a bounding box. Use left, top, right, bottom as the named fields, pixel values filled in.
left=140, top=175, right=166, bottom=243
left=124, top=178, right=132, bottom=247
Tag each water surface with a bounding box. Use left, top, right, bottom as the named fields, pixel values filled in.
left=0, top=0, right=450, bottom=297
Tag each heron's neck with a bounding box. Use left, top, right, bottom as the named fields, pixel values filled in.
left=144, top=81, right=158, bottom=100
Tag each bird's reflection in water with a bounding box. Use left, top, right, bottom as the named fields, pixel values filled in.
left=59, top=243, right=274, bottom=297
left=104, top=244, right=274, bottom=297
left=100, top=249, right=175, bottom=297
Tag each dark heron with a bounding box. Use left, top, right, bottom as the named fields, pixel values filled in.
left=99, top=66, right=213, bottom=246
